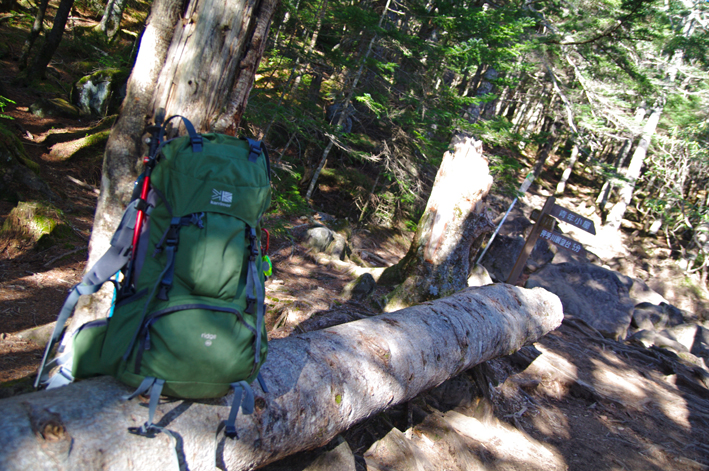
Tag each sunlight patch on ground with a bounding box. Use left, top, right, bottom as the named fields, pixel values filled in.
left=443, top=410, right=566, bottom=470
left=590, top=358, right=691, bottom=430
left=590, top=358, right=647, bottom=403
left=531, top=405, right=572, bottom=440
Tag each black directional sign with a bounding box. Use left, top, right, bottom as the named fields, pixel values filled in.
left=539, top=229, right=586, bottom=256
left=550, top=204, right=596, bottom=235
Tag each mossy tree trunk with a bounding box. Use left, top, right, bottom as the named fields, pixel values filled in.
left=379, top=135, right=495, bottom=311
left=95, top=0, right=129, bottom=40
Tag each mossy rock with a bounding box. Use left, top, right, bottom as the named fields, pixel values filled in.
left=70, top=68, right=129, bottom=116
left=29, top=98, right=81, bottom=119
left=49, top=129, right=111, bottom=161
left=0, top=201, right=71, bottom=251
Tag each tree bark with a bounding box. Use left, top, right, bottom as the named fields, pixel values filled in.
left=89, top=0, right=277, bottom=268
left=152, top=0, right=277, bottom=134
left=95, top=0, right=129, bottom=40
left=0, top=284, right=563, bottom=471
left=86, top=0, right=183, bottom=269
left=24, top=0, right=74, bottom=82
left=555, top=142, right=579, bottom=195
left=605, top=102, right=663, bottom=231
left=18, top=0, right=50, bottom=70
left=379, top=135, right=495, bottom=311
left=72, top=0, right=276, bottom=338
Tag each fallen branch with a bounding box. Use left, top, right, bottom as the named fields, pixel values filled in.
left=0, top=284, right=562, bottom=470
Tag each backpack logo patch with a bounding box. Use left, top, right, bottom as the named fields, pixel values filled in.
left=211, top=189, right=232, bottom=207
left=201, top=332, right=217, bottom=346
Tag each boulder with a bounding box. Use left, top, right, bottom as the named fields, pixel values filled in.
left=663, top=324, right=709, bottom=364
left=468, top=264, right=493, bottom=287
left=526, top=262, right=635, bottom=339
left=306, top=226, right=334, bottom=252
left=341, top=273, right=376, bottom=300
left=0, top=201, right=71, bottom=252
left=627, top=329, right=689, bottom=354
left=70, top=68, right=128, bottom=117
left=29, top=98, right=81, bottom=119
left=305, top=225, right=350, bottom=260
left=627, top=278, right=668, bottom=306
left=481, top=234, right=554, bottom=282
left=631, top=302, right=685, bottom=331
left=364, top=427, right=434, bottom=471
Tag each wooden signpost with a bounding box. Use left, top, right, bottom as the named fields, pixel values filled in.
left=506, top=195, right=596, bottom=285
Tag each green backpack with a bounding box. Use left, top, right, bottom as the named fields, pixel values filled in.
left=36, top=116, right=271, bottom=439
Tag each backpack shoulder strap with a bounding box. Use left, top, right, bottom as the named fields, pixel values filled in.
left=35, top=200, right=142, bottom=388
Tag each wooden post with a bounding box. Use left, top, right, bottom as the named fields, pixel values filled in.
left=507, top=196, right=556, bottom=285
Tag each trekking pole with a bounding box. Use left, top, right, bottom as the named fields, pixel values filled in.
left=125, top=110, right=165, bottom=288
left=476, top=172, right=534, bottom=266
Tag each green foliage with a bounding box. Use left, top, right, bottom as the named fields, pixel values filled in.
left=269, top=168, right=310, bottom=218
left=0, top=96, right=15, bottom=120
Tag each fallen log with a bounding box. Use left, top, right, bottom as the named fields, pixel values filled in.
left=0, top=284, right=562, bottom=470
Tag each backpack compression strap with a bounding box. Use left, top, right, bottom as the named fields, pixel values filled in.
left=244, top=227, right=266, bottom=377
left=35, top=200, right=143, bottom=388
left=124, top=376, right=165, bottom=436
left=245, top=138, right=271, bottom=182
left=225, top=381, right=255, bottom=439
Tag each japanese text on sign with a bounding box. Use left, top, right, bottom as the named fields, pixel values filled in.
left=540, top=229, right=585, bottom=255
left=549, top=204, right=596, bottom=235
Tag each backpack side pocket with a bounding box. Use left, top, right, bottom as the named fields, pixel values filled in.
left=72, top=319, right=109, bottom=379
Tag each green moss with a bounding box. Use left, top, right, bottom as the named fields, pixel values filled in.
left=0, top=124, right=40, bottom=173
left=0, top=202, right=71, bottom=250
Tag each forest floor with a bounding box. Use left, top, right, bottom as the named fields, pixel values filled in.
left=3, top=22, right=709, bottom=471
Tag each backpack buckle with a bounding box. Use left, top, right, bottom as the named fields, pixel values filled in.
left=245, top=296, right=256, bottom=314
left=246, top=138, right=261, bottom=163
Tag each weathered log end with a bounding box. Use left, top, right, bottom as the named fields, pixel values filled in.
left=0, top=284, right=562, bottom=471
left=382, top=135, right=495, bottom=312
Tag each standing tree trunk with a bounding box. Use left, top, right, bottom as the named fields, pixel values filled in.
left=151, top=0, right=277, bottom=135
left=95, top=0, right=129, bottom=40
left=23, top=0, right=74, bottom=82
left=531, top=119, right=558, bottom=179
left=18, top=0, right=50, bottom=70
left=89, top=0, right=277, bottom=268
left=379, top=135, right=495, bottom=311
left=555, top=143, right=579, bottom=195
left=605, top=101, right=664, bottom=231
left=86, top=0, right=184, bottom=269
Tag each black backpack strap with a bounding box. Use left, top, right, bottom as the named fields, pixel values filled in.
left=245, top=138, right=271, bottom=181
left=225, top=381, right=255, bottom=439
left=159, top=115, right=203, bottom=153
left=244, top=227, right=266, bottom=377
left=124, top=376, right=166, bottom=436
left=153, top=213, right=205, bottom=301
left=35, top=200, right=141, bottom=388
